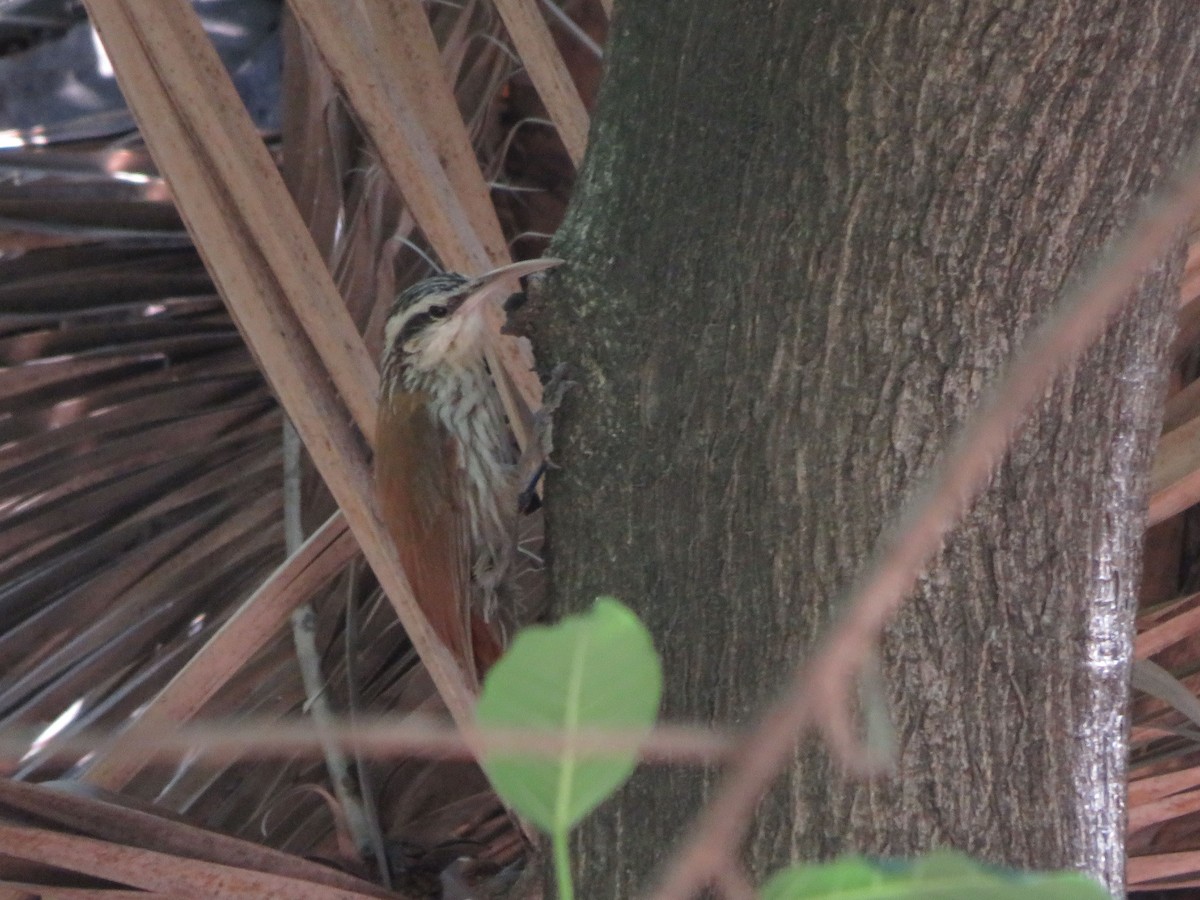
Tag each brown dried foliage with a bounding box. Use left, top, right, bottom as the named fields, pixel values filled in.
left=0, top=1, right=1199, bottom=897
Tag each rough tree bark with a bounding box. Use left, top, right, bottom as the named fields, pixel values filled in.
left=538, top=3, right=1200, bottom=895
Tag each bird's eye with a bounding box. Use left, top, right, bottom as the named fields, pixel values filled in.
left=427, top=305, right=448, bottom=319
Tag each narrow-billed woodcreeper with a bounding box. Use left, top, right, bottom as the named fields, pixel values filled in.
left=376, top=258, right=561, bottom=683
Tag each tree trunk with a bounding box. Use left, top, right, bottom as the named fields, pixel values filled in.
left=538, top=3, right=1200, bottom=895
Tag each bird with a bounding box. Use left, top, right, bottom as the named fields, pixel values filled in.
left=376, top=258, right=562, bottom=684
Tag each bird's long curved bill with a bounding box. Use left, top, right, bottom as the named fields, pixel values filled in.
left=455, top=257, right=563, bottom=317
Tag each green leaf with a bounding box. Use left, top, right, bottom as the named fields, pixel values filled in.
left=475, top=597, right=663, bottom=834
left=761, top=857, right=886, bottom=898
left=761, top=851, right=1109, bottom=899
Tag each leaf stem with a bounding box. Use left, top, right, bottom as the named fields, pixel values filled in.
left=553, top=829, right=574, bottom=900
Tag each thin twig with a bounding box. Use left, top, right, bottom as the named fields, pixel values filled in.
left=539, top=0, right=603, bottom=60
left=283, top=419, right=383, bottom=880
left=8, top=718, right=736, bottom=765
left=713, top=865, right=757, bottom=900
left=650, top=140, right=1200, bottom=900
left=344, top=563, right=392, bottom=886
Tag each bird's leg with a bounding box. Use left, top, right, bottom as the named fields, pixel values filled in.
left=532, top=363, right=575, bottom=462
left=516, top=363, right=575, bottom=511
left=517, top=462, right=546, bottom=514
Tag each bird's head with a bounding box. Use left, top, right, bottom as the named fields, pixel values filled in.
left=382, top=258, right=561, bottom=382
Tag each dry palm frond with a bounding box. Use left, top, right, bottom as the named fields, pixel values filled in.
left=0, top=777, right=394, bottom=898
left=0, top=0, right=602, bottom=896
left=0, top=244, right=280, bottom=767
left=82, top=0, right=475, bottom=728
left=1130, top=225, right=1200, bottom=891
left=4, top=3, right=1193, bottom=895
left=492, top=0, right=588, bottom=166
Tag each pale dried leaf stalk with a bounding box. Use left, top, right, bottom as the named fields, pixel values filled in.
left=0, top=824, right=393, bottom=899
left=288, top=0, right=494, bottom=274
left=493, top=0, right=590, bottom=165
left=82, top=0, right=478, bottom=737
left=360, top=0, right=510, bottom=264
left=288, top=0, right=545, bottom=421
